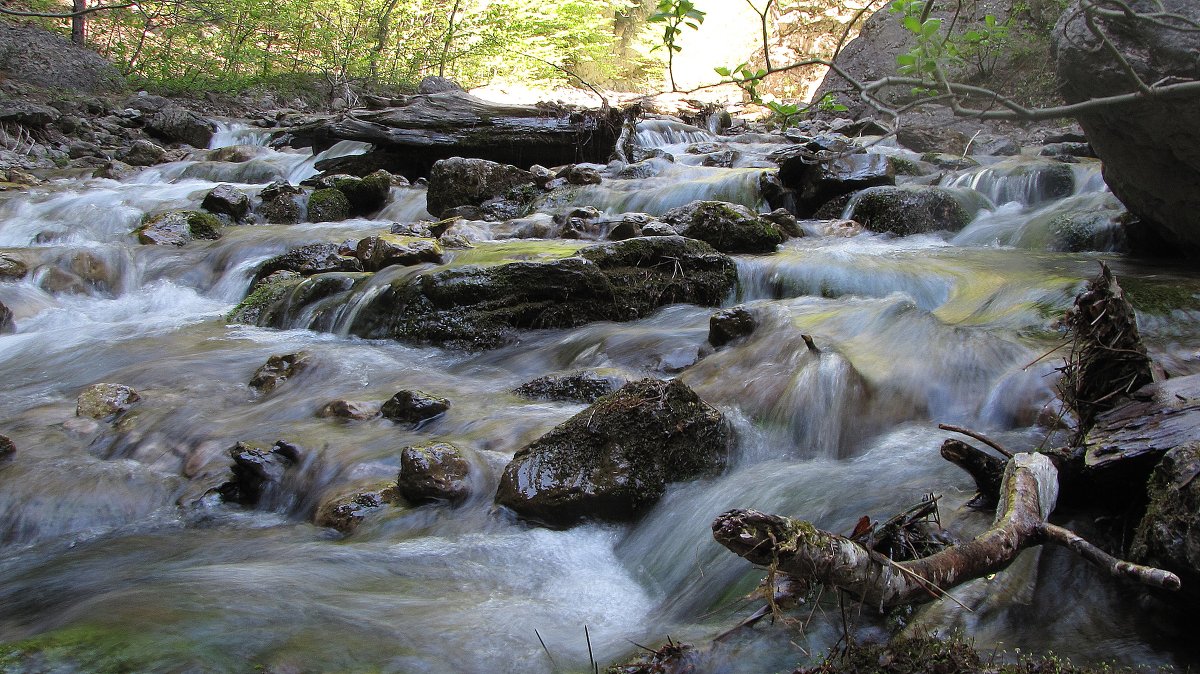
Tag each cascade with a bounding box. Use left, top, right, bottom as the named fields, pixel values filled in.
left=0, top=115, right=1197, bottom=674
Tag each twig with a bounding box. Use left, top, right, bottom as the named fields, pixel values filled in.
left=937, top=423, right=1014, bottom=458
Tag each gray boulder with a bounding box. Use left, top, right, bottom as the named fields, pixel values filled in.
left=118, top=139, right=167, bottom=167
left=426, top=157, right=535, bottom=219
left=1053, top=0, right=1200, bottom=255
left=354, top=235, right=443, bottom=271
left=771, top=150, right=895, bottom=217
left=144, top=106, right=216, bottom=148
left=381, top=390, right=450, bottom=424
left=202, top=184, right=251, bottom=221
left=135, top=210, right=222, bottom=246
left=0, top=101, right=60, bottom=127
left=495, top=378, right=732, bottom=526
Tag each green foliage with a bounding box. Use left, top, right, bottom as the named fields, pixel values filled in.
left=948, top=13, right=1011, bottom=79
left=891, top=0, right=1013, bottom=85
left=714, top=62, right=768, bottom=101
left=646, top=0, right=705, bottom=90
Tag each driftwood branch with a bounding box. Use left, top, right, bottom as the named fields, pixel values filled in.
left=940, top=438, right=1005, bottom=507
left=713, top=453, right=1179, bottom=609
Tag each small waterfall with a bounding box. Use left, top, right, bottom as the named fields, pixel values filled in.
left=539, top=164, right=768, bottom=216
left=209, top=121, right=274, bottom=149
left=635, top=119, right=720, bottom=148
left=941, top=157, right=1103, bottom=208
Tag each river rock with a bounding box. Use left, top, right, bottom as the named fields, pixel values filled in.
left=709, top=306, right=756, bottom=347
left=117, top=139, right=166, bottom=167
left=306, top=188, right=351, bottom=222
left=227, top=270, right=303, bottom=324
left=0, top=434, right=13, bottom=462
left=354, top=234, right=443, bottom=271
left=1053, top=0, right=1200, bottom=255
left=0, top=253, right=29, bottom=280
left=251, top=243, right=362, bottom=287
left=557, top=164, right=602, bottom=186
left=0, top=300, right=13, bottom=334
left=772, top=151, right=896, bottom=217
left=135, top=210, right=223, bottom=246
left=349, top=236, right=737, bottom=350
left=495, top=378, right=732, bottom=526
left=398, top=441, right=472, bottom=504
left=897, top=126, right=970, bottom=156
left=513, top=370, right=627, bottom=403
left=201, top=184, right=251, bottom=221
left=76, top=383, right=141, bottom=420
left=1131, top=443, right=1200, bottom=598
left=824, top=186, right=971, bottom=235
left=0, top=101, right=60, bottom=127
left=217, top=440, right=301, bottom=507
left=258, top=180, right=306, bottom=224
left=662, top=201, right=788, bottom=254
left=143, top=106, right=216, bottom=148
left=381, top=390, right=450, bottom=424
left=426, top=157, right=536, bottom=219
left=249, top=352, right=312, bottom=394
left=333, top=170, right=392, bottom=215
left=317, top=399, right=380, bottom=420
left=314, top=479, right=403, bottom=533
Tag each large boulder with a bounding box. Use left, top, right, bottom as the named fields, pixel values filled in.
left=0, top=101, right=60, bottom=127
left=1053, top=0, right=1200, bottom=255
left=821, top=186, right=972, bottom=235
left=495, top=378, right=732, bottom=526
left=143, top=106, right=216, bottom=148
left=349, top=236, right=738, bottom=350
left=426, top=157, right=535, bottom=219
left=76, top=383, right=140, bottom=420
left=1131, top=443, right=1200, bottom=598
left=661, top=200, right=789, bottom=254
left=770, top=149, right=895, bottom=217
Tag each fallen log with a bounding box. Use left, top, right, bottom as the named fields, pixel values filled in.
left=712, top=453, right=1179, bottom=609
left=271, top=90, right=624, bottom=180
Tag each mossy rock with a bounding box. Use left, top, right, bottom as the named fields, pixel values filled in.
left=333, top=170, right=391, bottom=216
left=227, top=271, right=303, bottom=324
left=495, top=378, right=732, bottom=526
left=134, top=210, right=222, bottom=246
left=306, top=188, right=350, bottom=222
left=661, top=200, right=787, bottom=254
left=839, top=186, right=971, bottom=235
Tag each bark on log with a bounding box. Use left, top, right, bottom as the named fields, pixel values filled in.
left=940, top=438, right=1006, bottom=508
left=272, top=90, right=624, bottom=180
left=1085, top=373, right=1200, bottom=472
left=713, top=453, right=1179, bottom=609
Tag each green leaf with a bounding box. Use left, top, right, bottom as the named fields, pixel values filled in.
left=714, top=66, right=731, bottom=76
left=903, top=16, right=921, bottom=33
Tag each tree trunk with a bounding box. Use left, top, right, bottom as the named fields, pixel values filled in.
left=71, top=0, right=86, bottom=45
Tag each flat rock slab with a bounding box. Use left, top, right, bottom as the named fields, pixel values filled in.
left=1085, top=374, right=1200, bottom=471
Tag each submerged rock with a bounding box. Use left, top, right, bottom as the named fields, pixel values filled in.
left=314, top=479, right=402, bottom=534
left=662, top=200, right=789, bottom=254
left=495, top=378, right=733, bottom=526
left=350, top=236, right=737, bottom=350
left=0, top=434, right=14, bottom=462
left=398, top=441, right=472, bottom=504
left=381, top=390, right=450, bottom=424
left=249, top=352, right=312, bottom=394
left=513, top=370, right=627, bottom=404
left=135, top=210, right=222, bottom=246
left=76, top=383, right=141, bottom=420
left=217, top=440, right=301, bottom=507
left=317, top=399, right=380, bottom=420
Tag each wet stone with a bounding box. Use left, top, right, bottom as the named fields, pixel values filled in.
left=76, top=382, right=141, bottom=420
left=0, top=300, right=13, bottom=334
left=512, top=370, right=626, bottom=404
left=0, top=434, right=14, bottom=462
left=249, top=352, right=312, bottom=395
left=314, top=479, right=402, bottom=533
left=398, top=441, right=472, bottom=504
left=217, top=440, right=301, bottom=506
left=381, top=390, right=450, bottom=425
left=201, top=184, right=251, bottom=221
left=317, top=399, right=381, bottom=420
left=709, top=306, right=756, bottom=347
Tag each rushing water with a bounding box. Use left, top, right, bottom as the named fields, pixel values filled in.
left=0, top=116, right=1199, bottom=673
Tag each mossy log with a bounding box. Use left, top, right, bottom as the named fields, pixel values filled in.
left=273, top=90, right=623, bottom=180
left=712, top=453, right=1179, bottom=609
